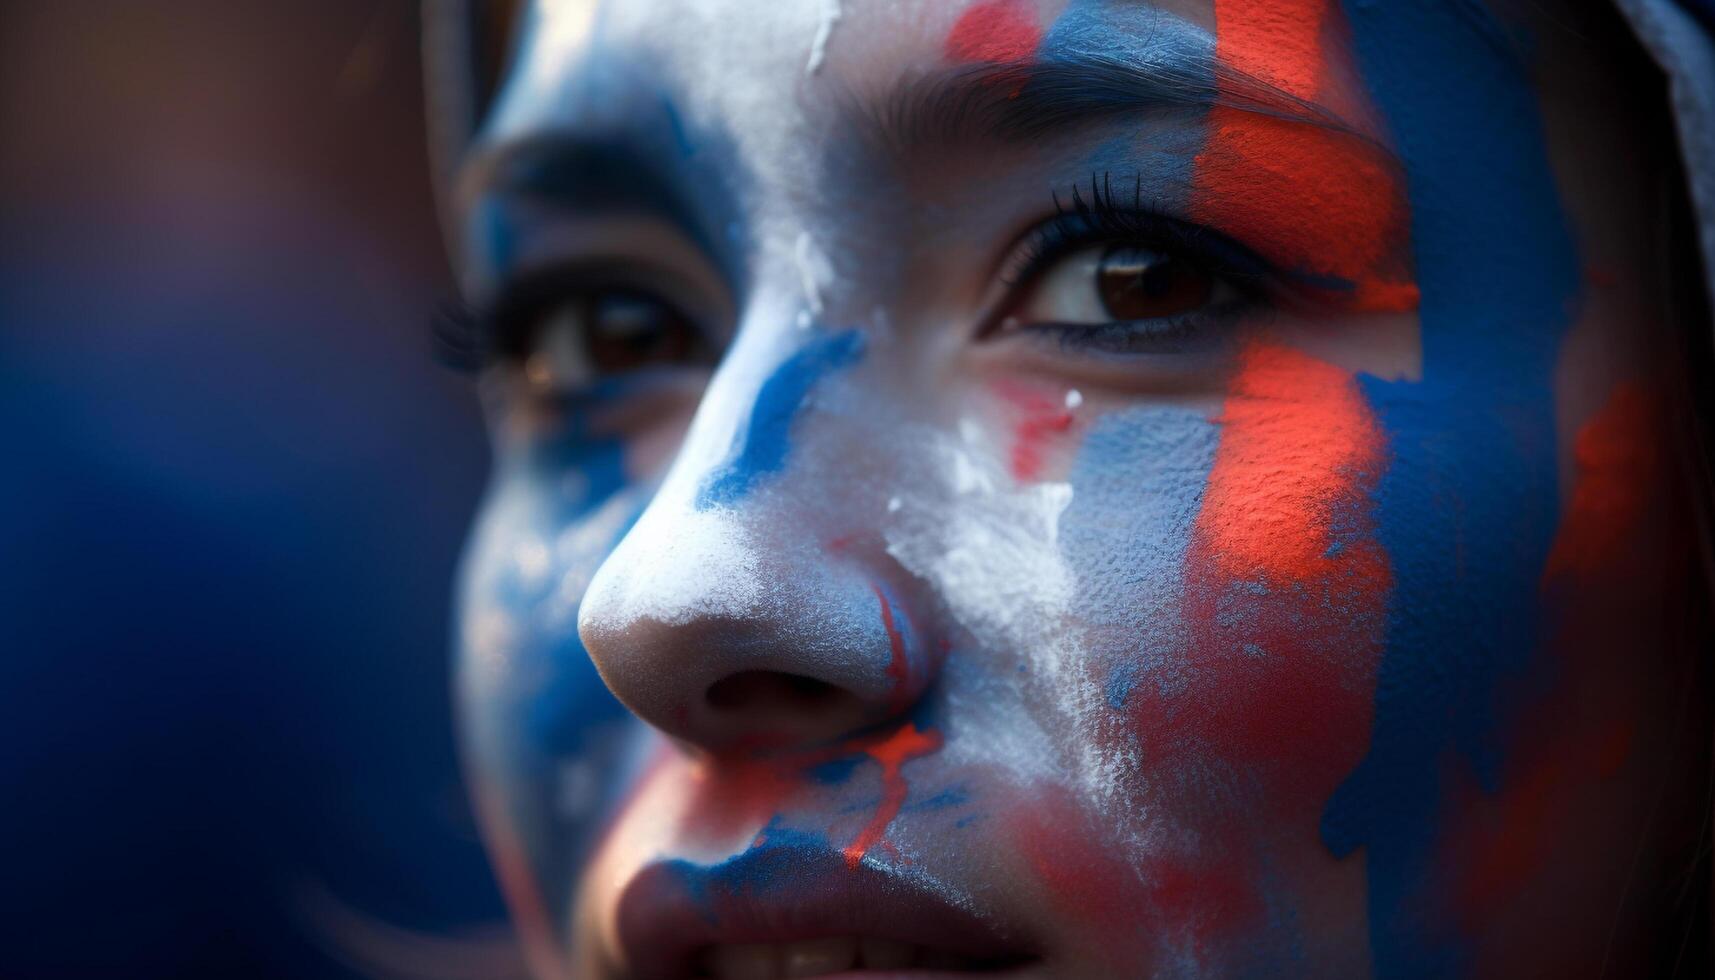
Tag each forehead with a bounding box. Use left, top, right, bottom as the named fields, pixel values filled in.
left=465, top=0, right=1437, bottom=306
left=486, top=0, right=1227, bottom=146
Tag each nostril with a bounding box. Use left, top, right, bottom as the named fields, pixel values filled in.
left=706, top=670, right=843, bottom=710
left=704, top=671, right=867, bottom=733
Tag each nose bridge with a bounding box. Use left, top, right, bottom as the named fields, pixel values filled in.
left=576, top=303, right=939, bottom=750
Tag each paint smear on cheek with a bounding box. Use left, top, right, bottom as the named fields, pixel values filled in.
left=945, top=0, right=1043, bottom=64
left=1194, top=0, right=1417, bottom=311
left=1441, top=382, right=1664, bottom=935
left=1193, top=343, right=1388, bottom=585
left=1401, top=382, right=1673, bottom=972
left=1168, top=341, right=1391, bottom=795
left=1011, top=789, right=1264, bottom=969
left=1442, top=718, right=1636, bottom=929
left=1542, top=382, right=1661, bottom=581
left=1023, top=351, right=1387, bottom=963
left=990, top=379, right=1079, bottom=481
left=1318, top=1, right=1585, bottom=970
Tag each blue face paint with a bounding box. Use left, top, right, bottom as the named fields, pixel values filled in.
left=1060, top=406, right=1220, bottom=711
left=471, top=7, right=755, bottom=294
left=644, top=822, right=843, bottom=924
left=1037, top=0, right=1214, bottom=79
left=458, top=415, right=654, bottom=925
left=522, top=445, right=637, bottom=758
left=697, top=329, right=865, bottom=509
left=1321, top=4, right=1581, bottom=974
left=1105, top=659, right=1140, bottom=710
left=903, top=786, right=970, bottom=814
left=810, top=755, right=863, bottom=785
left=1037, top=0, right=1215, bottom=215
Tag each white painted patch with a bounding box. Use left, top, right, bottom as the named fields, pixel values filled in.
left=794, top=231, right=835, bottom=316
left=881, top=421, right=1100, bottom=795
left=805, top=0, right=842, bottom=74
left=543, top=489, right=645, bottom=630
left=514, top=537, right=552, bottom=588
left=578, top=501, right=763, bottom=631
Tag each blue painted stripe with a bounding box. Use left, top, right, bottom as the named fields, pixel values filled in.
left=1325, top=3, right=1581, bottom=975
left=696, top=329, right=865, bottom=510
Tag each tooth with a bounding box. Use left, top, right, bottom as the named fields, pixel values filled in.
left=781, top=937, right=857, bottom=977
left=710, top=943, right=779, bottom=980
left=859, top=938, right=914, bottom=969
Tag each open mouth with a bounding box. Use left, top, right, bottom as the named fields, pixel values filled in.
left=615, top=840, right=1040, bottom=979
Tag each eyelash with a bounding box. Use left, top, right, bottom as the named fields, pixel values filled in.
left=432, top=267, right=664, bottom=375
left=431, top=299, right=489, bottom=375
left=1010, top=172, right=1274, bottom=284
left=436, top=173, right=1284, bottom=375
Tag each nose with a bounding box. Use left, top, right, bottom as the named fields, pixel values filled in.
left=575, top=333, right=937, bottom=753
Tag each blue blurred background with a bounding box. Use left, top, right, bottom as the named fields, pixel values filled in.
left=1, top=3, right=522, bottom=976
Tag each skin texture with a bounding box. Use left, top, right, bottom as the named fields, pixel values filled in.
left=449, top=0, right=1708, bottom=976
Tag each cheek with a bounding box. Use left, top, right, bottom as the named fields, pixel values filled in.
left=987, top=378, right=1082, bottom=481
left=1066, top=342, right=1390, bottom=810
left=1009, top=787, right=1268, bottom=973
left=1434, top=382, right=1686, bottom=954
left=1025, top=347, right=1388, bottom=958
left=1170, top=341, right=1389, bottom=799
left=455, top=451, right=657, bottom=827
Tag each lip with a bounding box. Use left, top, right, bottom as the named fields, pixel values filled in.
left=614, top=838, right=1040, bottom=979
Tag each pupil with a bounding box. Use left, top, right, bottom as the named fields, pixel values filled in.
left=1097, top=245, right=1212, bottom=320
left=586, top=292, right=693, bottom=369
left=592, top=294, right=664, bottom=347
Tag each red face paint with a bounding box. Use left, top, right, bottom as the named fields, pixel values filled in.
left=1191, top=342, right=1388, bottom=589
left=1543, top=382, right=1661, bottom=581
left=677, top=721, right=944, bottom=869
left=1436, top=382, right=1667, bottom=956
left=1019, top=343, right=1390, bottom=962
left=1448, top=717, right=1636, bottom=919
left=1012, top=788, right=1264, bottom=969
left=1195, top=0, right=1417, bottom=312
left=1210, top=0, right=1330, bottom=101
left=841, top=723, right=943, bottom=868
left=1406, top=379, right=1687, bottom=974
left=1068, top=341, right=1388, bottom=961
left=945, top=0, right=1042, bottom=65
left=990, top=378, right=1078, bottom=482
left=872, top=584, right=913, bottom=716
left=1179, top=340, right=1390, bottom=804
left=681, top=752, right=802, bottom=850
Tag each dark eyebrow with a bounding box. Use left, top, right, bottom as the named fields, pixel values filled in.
left=459, top=135, right=681, bottom=214
left=859, top=55, right=1385, bottom=158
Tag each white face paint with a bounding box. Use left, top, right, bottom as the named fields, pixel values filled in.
left=449, top=1, right=1706, bottom=977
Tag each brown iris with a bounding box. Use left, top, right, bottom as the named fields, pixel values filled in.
left=1097, top=245, right=1214, bottom=320
left=580, top=291, right=699, bottom=373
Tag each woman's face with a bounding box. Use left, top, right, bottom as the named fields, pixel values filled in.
left=453, top=0, right=1703, bottom=976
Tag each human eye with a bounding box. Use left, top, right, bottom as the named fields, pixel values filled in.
left=455, top=264, right=723, bottom=406
left=982, top=176, right=1274, bottom=361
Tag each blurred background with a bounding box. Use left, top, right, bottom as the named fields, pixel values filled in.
left=0, top=3, right=523, bottom=976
